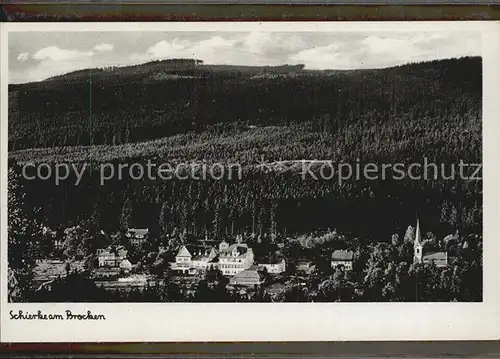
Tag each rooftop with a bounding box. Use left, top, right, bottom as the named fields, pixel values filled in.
left=126, top=228, right=149, bottom=236
left=423, top=252, right=448, bottom=261
left=98, top=245, right=128, bottom=257
left=176, top=246, right=192, bottom=257
left=331, top=250, right=354, bottom=261
left=219, top=243, right=250, bottom=257
left=230, top=267, right=265, bottom=282
left=176, top=245, right=216, bottom=259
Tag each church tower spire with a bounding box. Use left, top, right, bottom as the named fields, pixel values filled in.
left=414, top=218, right=423, bottom=264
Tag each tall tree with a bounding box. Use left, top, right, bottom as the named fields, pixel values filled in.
left=8, top=168, right=39, bottom=302
left=120, top=198, right=133, bottom=230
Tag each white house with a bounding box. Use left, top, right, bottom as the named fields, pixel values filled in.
left=218, top=241, right=254, bottom=276
left=191, top=247, right=218, bottom=271
left=171, top=245, right=219, bottom=274
left=258, top=257, right=286, bottom=274
left=126, top=228, right=149, bottom=247
left=97, top=246, right=128, bottom=268
left=170, top=240, right=254, bottom=276
left=331, top=250, right=354, bottom=271
left=171, top=245, right=194, bottom=274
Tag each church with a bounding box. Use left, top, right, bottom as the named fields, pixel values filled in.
left=413, top=219, right=448, bottom=267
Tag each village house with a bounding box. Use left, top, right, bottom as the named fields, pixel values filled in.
left=331, top=250, right=354, bottom=271
left=192, top=247, right=219, bottom=271
left=414, top=219, right=448, bottom=267
left=171, top=245, right=219, bottom=275
left=296, top=260, right=316, bottom=274
left=97, top=245, right=128, bottom=268
left=170, top=240, right=254, bottom=276
left=126, top=228, right=149, bottom=247
left=218, top=241, right=255, bottom=276
left=229, top=265, right=266, bottom=287
left=257, top=256, right=286, bottom=274
left=171, top=245, right=194, bottom=274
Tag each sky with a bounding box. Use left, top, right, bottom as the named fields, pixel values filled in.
left=8, top=30, right=481, bottom=84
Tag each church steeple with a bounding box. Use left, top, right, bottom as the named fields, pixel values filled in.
left=414, top=218, right=423, bottom=264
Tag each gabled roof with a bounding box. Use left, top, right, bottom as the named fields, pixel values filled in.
left=127, top=228, right=149, bottom=237
left=231, top=268, right=265, bottom=282
left=98, top=245, right=127, bottom=257
left=331, top=250, right=354, bottom=261
left=296, top=260, right=313, bottom=268
left=176, top=245, right=192, bottom=257
left=220, top=243, right=249, bottom=257
left=188, top=245, right=215, bottom=260
left=423, top=252, right=447, bottom=261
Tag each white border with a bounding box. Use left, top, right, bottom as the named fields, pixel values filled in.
left=1, top=21, right=499, bottom=343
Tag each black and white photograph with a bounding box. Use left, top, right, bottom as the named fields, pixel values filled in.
left=4, top=24, right=487, bottom=306
left=2, top=20, right=500, bottom=343
left=1, top=20, right=496, bottom=316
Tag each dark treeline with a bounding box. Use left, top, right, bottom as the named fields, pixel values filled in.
left=8, top=57, right=481, bottom=150
left=15, top=165, right=481, bottom=245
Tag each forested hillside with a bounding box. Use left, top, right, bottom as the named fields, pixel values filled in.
left=9, top=57, right=480, bottom=151
left=8, top=57, right=482, bottom=246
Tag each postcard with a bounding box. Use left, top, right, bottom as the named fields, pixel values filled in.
left=1, top=21, right=499, bottom=342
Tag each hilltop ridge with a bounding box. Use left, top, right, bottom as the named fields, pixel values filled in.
left=8, top=56, right=481, bottom=151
